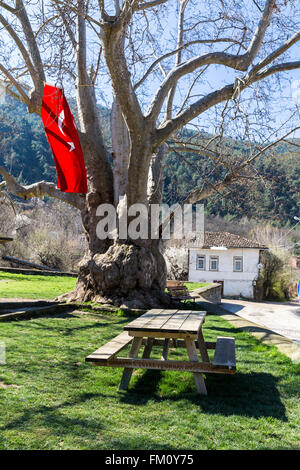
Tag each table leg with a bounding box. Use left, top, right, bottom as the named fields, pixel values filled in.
left=185, top=337, right=207, bottom=395
left=119, top=337, right=143, bottom=390
left=161, top=338, right=169, bottom=360
left=142, top=337, right=154, bottom=359
left=197, top=330, right=210, bottom=363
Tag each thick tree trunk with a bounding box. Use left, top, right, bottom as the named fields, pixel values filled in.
left=62, top=147, right=170, bottom=309
left=66, top=235, right=169, bottom=309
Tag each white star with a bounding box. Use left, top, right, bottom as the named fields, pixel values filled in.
left=67, top=141, right=75, bottom=152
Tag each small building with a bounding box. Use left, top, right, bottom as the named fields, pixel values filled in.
left=188, top=232, right=267, bottom=299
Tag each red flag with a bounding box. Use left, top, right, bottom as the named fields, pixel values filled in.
left=41, top=84, right=88, bottom=194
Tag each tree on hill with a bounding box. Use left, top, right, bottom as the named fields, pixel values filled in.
left=0, top=0, right=300, bottom=307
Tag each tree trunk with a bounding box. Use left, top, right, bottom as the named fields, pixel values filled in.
left=62, top=146, right=170, bottom=309
left=67, top=233, right=169, bottom=309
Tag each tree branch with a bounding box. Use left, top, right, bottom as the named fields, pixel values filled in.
left=51, top=0, right=77, bottom=51
left=0, top=13, right=38, bottom=84
left=0, top=64, right=30, bottom=105
left=146, top=0, right=276, bottom=123
left=0, top=166, right=83, bottom=209
left=0, top=1, right=17, bottom=14
left=15, top=0, right=46, bottom=88
left=134, top=37, right=246, bottom=90
left=137, top=0, right=168, bottom=11
left=183, top=125, right=300, bottom=204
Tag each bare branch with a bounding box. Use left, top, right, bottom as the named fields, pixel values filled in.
left=51, top=0, right=77, bottom=51
left=15, top=0, right=46, bottom=87
left=0, top=166, right=83, bottom=209
left=253, top=60, right=300, bottom=81
left=137, top=0, right=168, bottom=11
left=146, top=0, right=276, bottom=122
left=134, top=38, right=246, bottom=90
left=165, top=0, right=188, bottom=121
left=0, top=64, right=30, bottom=104
left=246, top=29, right=300, bottom=81
left=184, top=125, right=300, bottom=205
left=0, top=13, right=37, bottom=84
left=0, top=1, right=17, bottom=14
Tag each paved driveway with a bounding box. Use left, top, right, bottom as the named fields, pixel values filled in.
left=221, top=298, right=300, bottom=343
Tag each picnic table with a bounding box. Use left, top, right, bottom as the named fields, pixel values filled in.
left=0, top=236, right=13, bottom=245
left=166, top=284, right=201, bottom=303
left=86, top=309, right=236, bottom=395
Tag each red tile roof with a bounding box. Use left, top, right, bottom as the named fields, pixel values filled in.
left=197, top=231, right=267, bottom=249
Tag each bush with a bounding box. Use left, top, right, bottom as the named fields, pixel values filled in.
left=0, top=199, right=85, bottom=272
left=258, top=248, right=295, bottom=300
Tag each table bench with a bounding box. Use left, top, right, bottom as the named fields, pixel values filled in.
left=167, top=285, right=201, bottom=303
left=86, top=309, right=236, bottom=395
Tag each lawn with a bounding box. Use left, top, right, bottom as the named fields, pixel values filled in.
left=0, top=272, right=207, bottom=300
left=185, top=282, right=211, bottom=291
left=0, top=272, right=77, bottom=299
left=0, top=308, right=299, bottom=450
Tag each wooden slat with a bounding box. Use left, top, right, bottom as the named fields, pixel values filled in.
left=143, top=309, right=178, bottom=330
left=124, top=309, right=164, bottom=329
left=160, top=310, right=192, bottom=331
left=124, top=309, right=179, bottom=332
left=213, top=337, right=236, bottom=370
left=126, top=309, right=205, bottom=335
left=91, top=357, right=236, bottom=374
left=178, top=311, right=206, bottom=334
left=127, top=330, right=199, bottom=339
left=142, top=339, right=216, bottom=349
left=85, top=331, right=132, bottom=362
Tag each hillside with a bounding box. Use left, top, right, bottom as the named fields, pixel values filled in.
left=0, top=95, right=299, bottom=225
left=164, top=147, right=300, bottom=224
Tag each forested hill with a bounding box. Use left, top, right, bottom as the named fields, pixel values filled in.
left=164, top=145, right=300, bottom=224
left=0, top=95, right=299, bottom=225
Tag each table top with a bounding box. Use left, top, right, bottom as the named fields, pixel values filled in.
left=124, top=309, right=206, bottom=336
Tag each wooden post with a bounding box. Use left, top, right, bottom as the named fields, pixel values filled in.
left=161, top=338, right=169, bottom=360
left=197, top=330, right=210, bottom=363
left=119, top=336, right=143, bottom=390
left=185, top=337, right=207, bottom=395
left=142, top=337, right=154, bottom=359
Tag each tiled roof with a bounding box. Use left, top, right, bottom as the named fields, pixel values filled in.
left=200, top=231, right=267, bottom=249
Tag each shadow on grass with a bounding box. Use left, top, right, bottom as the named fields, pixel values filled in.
left=1, top=392, right=176, bottom=450
left=119, top=369, right=287, bottom=422
left=11, top=316, right=129, bottom=335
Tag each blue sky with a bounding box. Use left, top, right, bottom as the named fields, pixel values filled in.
left=1, top=0, right=300, bottom=141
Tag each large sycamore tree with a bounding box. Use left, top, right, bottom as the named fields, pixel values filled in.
left=0, top=0, right=300, bottom=307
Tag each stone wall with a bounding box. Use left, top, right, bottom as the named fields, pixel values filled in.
left=191, top=283, right=222, bottom=304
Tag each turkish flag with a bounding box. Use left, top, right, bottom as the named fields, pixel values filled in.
left=41, top=84, right=88, bottom=193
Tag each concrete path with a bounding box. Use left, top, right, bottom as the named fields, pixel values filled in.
left=221, top=298, right=300, bottom=344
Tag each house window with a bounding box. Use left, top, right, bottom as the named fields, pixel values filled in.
left=196, top=255, right=205, bottom=270
left=233, top=256, right=243, bottom=272
left=209, top=256, right=219, bottom=271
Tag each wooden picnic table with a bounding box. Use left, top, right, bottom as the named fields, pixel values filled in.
left=86, top=308, right=236, bottom=396
left=0, top=236, right=13, bottom=245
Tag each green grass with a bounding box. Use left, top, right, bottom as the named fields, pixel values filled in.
left=0, top=308, right=299, bottom=450
left=0, top=272, right=208, bottom=300
left=0, top=272, right=77, bottom=299
left=184, top=282, right=211, bottom=291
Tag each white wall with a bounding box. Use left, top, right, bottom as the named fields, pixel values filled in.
left=188, top=248, right=261, bottom=298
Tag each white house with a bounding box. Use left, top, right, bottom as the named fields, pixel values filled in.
left=188, top=232, right=267, bottom=299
